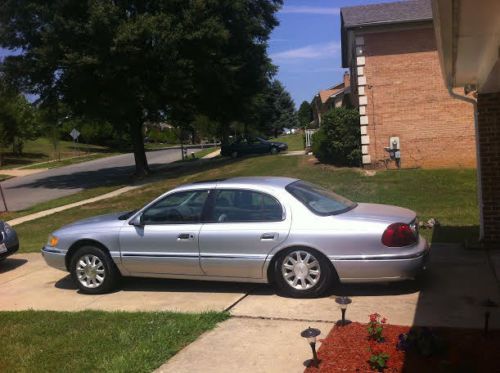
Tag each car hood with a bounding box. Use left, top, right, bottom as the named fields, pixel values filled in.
left=58, top=212, right=127, bottom=232
left=341, top=203, right=416, bottom=223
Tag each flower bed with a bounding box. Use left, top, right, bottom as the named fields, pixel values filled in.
left=304, top=321, right=500, bottom=372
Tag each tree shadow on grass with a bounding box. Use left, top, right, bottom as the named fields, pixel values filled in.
left=10, top=156, right=240, bottom=191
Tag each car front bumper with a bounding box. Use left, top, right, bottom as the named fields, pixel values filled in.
left=332, top=237, right=430, bottom=283
left=0, top=243, right=19, bottom=260
left=41, top=246, right=67, bottom=271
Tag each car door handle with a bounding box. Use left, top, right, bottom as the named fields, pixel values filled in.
left=261, top=233, right=278, bottom=240
left=178, top=233, right=194, bottom=240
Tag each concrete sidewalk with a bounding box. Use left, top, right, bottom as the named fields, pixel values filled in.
left=155, top=318, right=332, bottom=373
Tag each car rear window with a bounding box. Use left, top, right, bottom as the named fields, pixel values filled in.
left=285, top=180, right=356, bottom=216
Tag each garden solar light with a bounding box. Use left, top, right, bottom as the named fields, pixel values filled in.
left=301, top=327, right=321, bottom=368
left=335, top=296, right=352, bottom=326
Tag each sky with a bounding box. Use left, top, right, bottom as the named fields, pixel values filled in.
left=0, top=0, right=397, bottom=107
left=270, top=0, right=396, bottom=106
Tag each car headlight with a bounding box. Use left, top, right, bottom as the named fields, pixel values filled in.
left=47, top=235, right=59, bottom=247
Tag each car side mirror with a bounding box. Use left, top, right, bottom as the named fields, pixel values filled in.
left=129, top=214, right=144, bottom=227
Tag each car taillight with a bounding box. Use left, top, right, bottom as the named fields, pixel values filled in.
left=381, top=223, right=417, bottom=247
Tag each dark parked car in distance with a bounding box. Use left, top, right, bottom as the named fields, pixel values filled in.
left=221, top=137, right=288, bottom=158
left=0, top=221, right=19, bottom=261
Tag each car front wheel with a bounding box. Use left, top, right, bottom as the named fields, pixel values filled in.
left=274, top=248, right=333, bottom=298
left=70, top=245, right=120, bottom=294
left=270, top=147, right=279, bottom=154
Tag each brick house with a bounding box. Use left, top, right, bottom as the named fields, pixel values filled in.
left=340, top=0, right=477, bottom=168
left=433, top=0, right=500, bottom=245
left=311, top=72, right=351, bottom=127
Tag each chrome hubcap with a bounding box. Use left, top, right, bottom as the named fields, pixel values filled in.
left=281, top=250, right=321, bottom=290
left=76, top=254, right=105, bottom=288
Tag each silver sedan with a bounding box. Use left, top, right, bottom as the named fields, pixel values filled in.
left=42, top=177, right=429, bottom=297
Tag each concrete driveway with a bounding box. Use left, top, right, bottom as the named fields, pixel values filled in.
left=1, top=245, right=499, bottom=372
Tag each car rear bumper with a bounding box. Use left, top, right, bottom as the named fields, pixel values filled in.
left=41, top=246, right=67, bottom=271
left=332, top=237, right=430, bottom=283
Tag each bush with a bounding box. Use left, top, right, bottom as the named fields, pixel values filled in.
left=312, top=107, right=361, bottom=166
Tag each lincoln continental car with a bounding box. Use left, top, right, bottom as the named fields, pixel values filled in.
left=42, top=177, right=429, bottom=297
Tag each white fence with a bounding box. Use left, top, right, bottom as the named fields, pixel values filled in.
left=305, top=129, right=317, bottom=149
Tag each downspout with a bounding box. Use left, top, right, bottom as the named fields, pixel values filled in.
left=447, top=87, right=484, bottom=241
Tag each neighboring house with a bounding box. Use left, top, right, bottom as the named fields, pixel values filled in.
left=311, top=72, right=352, bottom=127
left=432, top=0, right=500, bottom=245
left=340, top=0, right=476, bottom=168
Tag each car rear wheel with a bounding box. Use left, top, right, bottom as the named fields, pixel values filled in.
left=70, top=245, right=120, bottom=294
left=274, top=248, right=333, bottom=298
left=231, top=151, right=239, bottom=158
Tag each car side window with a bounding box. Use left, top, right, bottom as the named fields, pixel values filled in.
left=141, top=190, right=209, bottom=224
left=211, top=189, right=283, bottom=223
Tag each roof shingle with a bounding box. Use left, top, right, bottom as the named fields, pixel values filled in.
left=341, top=0, right=432, bottom=28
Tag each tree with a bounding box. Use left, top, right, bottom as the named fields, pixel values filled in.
left=0, top=79, right=39, bottom=162
left=298, top=101, right=313, bottom=128
left=0, top=0, right=282, bottom=176
left=270, top=80, right=298, bottom=137
left=244, top=79, right=297, bottom=137
left=312, top=107, right=361, bottom=167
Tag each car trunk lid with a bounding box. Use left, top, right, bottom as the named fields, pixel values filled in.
left=341, top=203, right=416, bottom=224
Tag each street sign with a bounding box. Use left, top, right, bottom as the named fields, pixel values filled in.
left=70, top=128, right=80, bottom=140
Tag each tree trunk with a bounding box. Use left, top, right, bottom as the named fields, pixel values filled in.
left=221, top=123, right=229, bottom=144
left=130, top=121, right=150, bottom=177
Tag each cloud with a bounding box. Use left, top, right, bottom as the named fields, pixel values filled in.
left=280, top=6, right=340, bottom=15
left=270, top=42, right=341, bottom=62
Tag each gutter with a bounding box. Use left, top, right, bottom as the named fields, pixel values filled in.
left=447, top=87, right=484, bottom=241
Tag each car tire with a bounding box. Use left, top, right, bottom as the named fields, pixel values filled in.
left=231, top=151, right=239, bottom=158
left=69, top=245, right=120, bottom=294
left=273, top=248, right=333, bottom=298
left=270, top=147, right=279, bottom=155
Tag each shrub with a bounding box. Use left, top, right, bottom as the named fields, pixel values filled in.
left=312, top=107, right=361, bottom=166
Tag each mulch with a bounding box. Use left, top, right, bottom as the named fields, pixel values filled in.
left=304, top=322, right=500, bottom=373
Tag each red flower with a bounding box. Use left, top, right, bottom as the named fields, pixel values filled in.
left=381, top=318, right=387, bottom=324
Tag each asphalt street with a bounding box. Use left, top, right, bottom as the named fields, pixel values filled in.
left=0, top=146, right=203, bottom=211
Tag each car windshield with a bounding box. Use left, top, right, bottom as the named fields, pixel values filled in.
left=286, top=180, right=356, bottom=216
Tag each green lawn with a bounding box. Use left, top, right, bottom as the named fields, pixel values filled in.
left=270, top=133, right=304, bottom=151
left=15, top=155, right=479, bottom=252
left=0, top=138, right=114, bottom=169
left=0, top=310, right=228, bottom=373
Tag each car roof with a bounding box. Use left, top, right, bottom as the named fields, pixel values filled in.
left=178, top=176, right=298, bottom=190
